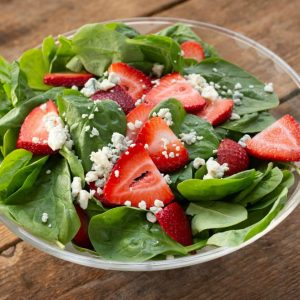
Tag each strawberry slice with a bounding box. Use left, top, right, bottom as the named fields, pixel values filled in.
left=44, top=73, right=93, bottom=87
left=156, top=202, right=193, bottom=246
left=16, top=100, right=59, bottom=155
left=180, top=40, right=205, bottom=62
left=108, top=62, right=152, bottom=101
left=217, top=139, right=249, bottom=176
left=246, top=115, right=300, bottom=161
left=103, top=144, right=174, bottom=208
left=126, top=103, right=153, bottom=141
left=195, top=99, right=234, bottom=126
left=136, top=117, right=189, bottom=172
left=73, top=205, right=92, bottom=249
left=91, top=85, right=135, bottom=114
left=145, top=73, right=206, bottom=112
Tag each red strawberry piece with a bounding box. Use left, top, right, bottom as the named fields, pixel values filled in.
left=195, top=99, right=234, bottom=126
left=108, top=62, right=152, bottom=101
left=103, top=144, right=174, bottom=208
left=91, top=85, right=135, bottom=114
left=156, top=202, right=193, bottom=246
left=43, top=73, right=93, bottom=87
left=246, top=114, right=300, bottom=161
left=73, top=205, right=92, bottom=249
left=89, top=182, right=112, bottom=207
left=145, top=73, right=206, bottom=112
left=126, top=103, right=154, bottom=141
left=180, top=40, right=205, bottom=62
left=136, top=117, right=189, bottom=172
left=16, top=100, right=59, bottom=155
left=217, top=138, right=249, bottom=176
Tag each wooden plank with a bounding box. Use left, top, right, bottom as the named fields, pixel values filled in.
left=0, top=225, right=20, bottom=252
left=273, top=94, right=300, bottom=120
left=0, top=205, right=299, bottom=299
left=158, top=0, right=300, bottom=98
left=0, top=0, right=184, bottom=61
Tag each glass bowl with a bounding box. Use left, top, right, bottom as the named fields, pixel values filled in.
left=1, top=17, right=300, bottom=271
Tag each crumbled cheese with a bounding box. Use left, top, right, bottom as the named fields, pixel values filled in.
left=152, top=63, right=164, bottom=78
left=151, top=79, right=160, bottom=86
left=127, top=122, right=135, bottom=130
left=48, top=224, right=52, bottom=228
left=32, top=137, right=40, bottom=144
left=175, top=146, right=180, bottom=151
left=169, top=152, right=175, bottom=158
left=264, top=82, right=274, bottom=93
left=81, top=114, right=88, bottom=119
left=161, top=138, right=169, bottom=150
left=233, top=90, right=243, bottom=100
left=238, top=134, right=251, bottom=148
left=84, top=125, right=91, bottom=132
left=227, top=89, right=232, bottom=95
left=134, top=120, right=143, bottom=128
left=41, top=213, right=48, bottom=223
left=154, top=108, right=173, bottom=126
left=144, top=144, right=149, bottom=149
left=212, top=68, right=218, bottom=72
left=90, top=127, right=99, bottom=138
left=71, top=85, right=79, bottom=90
left=114, top=170, right=120, bottom=178
left=234, top=82, right=242, bottom=90
left=149, top=206, right=163, bottom=214
left=203, top=158, right=229, bottom=179
left=77, top=190, right=91, bottom=210
left=88, top=113, right=95, bottom=120
left=185, top=73, right=207, bottom=91
left=154, top=199, right=164, bottom=208
left=230, top=113, right=241, bottom=120
left=99, top=79, right=116, bottom=91
left=81, top=78, right=102, bottom=97
left=138, top=200, right=147, bottom=210
left=162, top=150, right=169, bottom=159
left=40, top=103, right=47, bottom=112
left=193, top=157, right=205, bottom=169
left=249, top=85, right=254, bottom=89
left=89, top=189, right=96, bottom=197
left=146, top=212, right=157, bottom=223
left=201, top=85, right=219, bottom=100
left=135, top=94, right=146, bottom=107
left=124, top=200, right=131, bottom=207
left=233, top=98, right=242, bottom=105
left=179, top=131, right=198, bottom=145
left=164, top=174, right=172, bottom=184
left=107, top=72, right=120, bottom=84
left=96, top=187, right=103, bottom=195
left=46, top=169, right=51, bottom=175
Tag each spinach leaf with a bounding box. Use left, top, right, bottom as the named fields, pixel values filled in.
left=58, top=90, right=126, bottom=171
left=185, top=239, right=207, bottom=252
left=249, top=170, right=294, bottom=211
left=105, top=22, right=140, bottom=38
left=0, top=56, right=11, bottom=84
left=207, top=188, right=288, bottom=246
left=0, top=84, right=12, bottom=118
left=85, top=198, right=107, bottom=219
left=150, top=98, right=186, bottom=134
left=169, top=162, right=194, bottom=194
left=156, top=23, right=218, bottom=58
left=237, top=167, right=283, bottom=206
left=178, top=169, right=256, bottom=201
left=185, top=58, right=279, bottom=115
left=194, top=164, right=207, bottom=179
left=179, top=114, right=220, bottom=159
left=42, top=36, right=57, bottom=68
left=71, top=23, right=144, bottom=76
left=4, top=157, right=80, bottom=245
left=127, top=35, right=183, bottom=74
left=0, top=87, right=64, bottom=137
left=187, top=202, right=247, bottom=233
left=220, top=111, right=275, bottom=133
left=59, top=145, right=85, bottom=183
left=0, top=149, right=32, bottom=192
left=5, top=156, right=48, bottom=204
left=0, top=129, right=18, bottom=157
left=88, top=206, right=187, bottom=261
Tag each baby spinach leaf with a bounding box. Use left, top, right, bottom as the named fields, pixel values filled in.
left=185, top=58, right=279, bottom=115
left=5, top=157, right=80, bottom=245
left=156, top=23, right=218, bottom=58
left=88, top=207, right=187, bottom=261
left=0, top=56, right=11, bottom=84
left=220, top=111, right=275, bottom=133
left=0, top=87, right=64, bottom=137
left=59, top=145, right=85, bottom=183
left=207, top=188, right=288, bottom=247
left=1, top=129, right=18, bottom=157
left=58, top=90, right=126, bottom=171
left=187, top=202, right=247, bottom=233
left=85, top=197, right=107, bottom=219
left=71, top=23, right=144, bottom=76
left=150, top=98, right=186, bottom=134
left=105, top=22, right=140, bottom=38
left=178, top=169, right=256, bottom=201
left=42, top=36, right=57, bottom=68
left=179, top=114, right=220, bottom=159
left=0, top=84, right=12, bottom=118
left=0, top=149, right=32, bottom=192
left=169, top=162, right=193, bottom=189
left=185, top=239, right=207, bottom=252
left=194, top=164, right=207, bottom=179
left=127, top=35, right=183, bottom=74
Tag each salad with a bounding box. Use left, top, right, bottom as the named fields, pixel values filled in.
left=0, top=22, right=299, bottom=262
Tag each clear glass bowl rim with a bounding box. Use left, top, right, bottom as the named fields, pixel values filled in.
left=0, top=17, right=299, bottom=271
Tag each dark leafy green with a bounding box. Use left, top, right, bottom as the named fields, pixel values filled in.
left=0, top=129, right=18, bottom=157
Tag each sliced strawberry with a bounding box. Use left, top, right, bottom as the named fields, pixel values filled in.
left=181, top=40, right=205, bottom=62
left=145, top=73, right=206, bottom=112
left=73, top=205, right=92, bottom=249
left=43, top=73, right=93, bottom=87
left=136, top=117, right=189, bottom=172
left=246, top=115, right=300, bottom=161
left=16, top=100, right=59, bottom=155
left=103, top=144, right=174, bottom=208
left=126, top=103, right=154, bottom=141
left=91, top=85, right=135, bottom=114
left=156, top=202, right=192, bottom=246
left=217, top=139, right=249, bottom=176
left=108, top=62, right=152, bottom=101
left=195, top=99, right=234, bottom=126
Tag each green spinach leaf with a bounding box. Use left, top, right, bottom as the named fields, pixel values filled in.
left=1, top=129, right=18, bottom=157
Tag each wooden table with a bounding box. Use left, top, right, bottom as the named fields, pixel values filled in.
left=1, top=0, right=300, bottom=299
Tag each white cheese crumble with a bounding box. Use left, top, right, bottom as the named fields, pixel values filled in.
left=234, top=82, right=242, bottom=90
left=90, top=127, right=99, bottom=138
left=40, top=103, right=47, bottom=112
left=238, top=134, right=251, bottom=148
left=154, top=199, right=164, bottom=208
left=77, top=190, right=91, bottom=210
left=146, top=212, right=157, bottom=223
left=114, top=170, right=120, bottom=178
left=46, top=169, right=51, bottom=175
left=32, top=137, right=40, bottom=144
left=152, top=108, right=173, bottom=126
left=152, top=63, right=164, bottom=78
left=164, top=174, right=172, bottom=184
left=264, top=82, right=274, bottom=93
left=71, top=177, right=82, bottom=197
left=71, top=85, right=79, bottom=90
left=149, top=206, right=163, bottom=214
left=212, top=68, right=218, bottom=72
left=193, top=157, right=205, bottom=169
left=201, top=85, right=219, bottom=101
left=41, top=213, right=48, bottom=223
left=124, top=200, right=132, bottom=207
left=138, top=200, right=147, bottom=210
left=179, top=131, right=199, bottom=145
left=203, top=158, right=229, bottom=179
left=230, top=113, right=241, bottom=120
